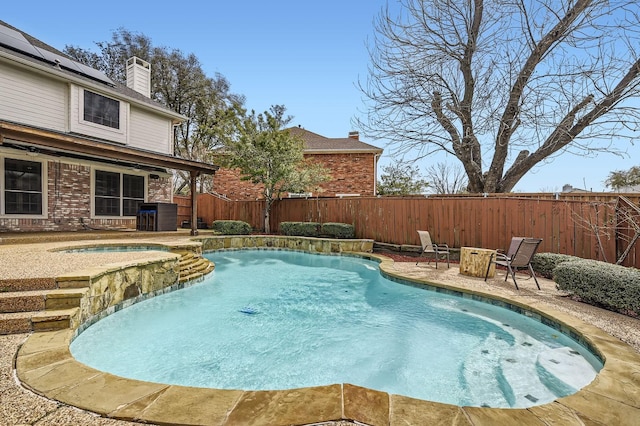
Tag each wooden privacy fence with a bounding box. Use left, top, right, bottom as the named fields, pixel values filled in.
left=174, top=193, right=640, bottom=268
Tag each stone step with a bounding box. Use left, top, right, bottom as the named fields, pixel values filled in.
left=182, top=258, right=210, bottom=272
left=179, top=262, right=214, bottom=284
left=180, top=259, right=212, bottom=278
left=0, top=308, right=78, bottom=335
left=178, top=254, right=197, bottom=266
left=32, top=308, right=78, bottom=332
left=45, top=288, right=88, bottom=310
left=0, top=250, right=206, bottom=335
left=0, top=288, right=87, bottom=313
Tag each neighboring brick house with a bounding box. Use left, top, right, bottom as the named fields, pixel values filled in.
left=0, top=21, right=217, bottom=233
left=212, top=127, right=383, bottom=200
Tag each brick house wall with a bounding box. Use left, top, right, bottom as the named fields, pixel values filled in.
left=0, top=159, right=172, bottom=232
left=308, top=153, right=377, bottom=196
left=148, top=175, right=173, bottom=202
left=209, top=129, right=382, bottom=201
left=212, top=167, right=265, bottom=200
left=46, top=162, right=91, bottom=231
left=212, top=152, right=378, bottom=200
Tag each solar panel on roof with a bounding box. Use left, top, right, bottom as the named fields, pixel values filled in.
left=75, top=62, right=114, bottom=85
left=33, top=46, right=84, bottom=73
left=0, top=23, right=45, bottom=60
left=0, top=22, right=114, bottom=86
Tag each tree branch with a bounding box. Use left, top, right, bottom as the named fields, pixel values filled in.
left=488, top=0, right=594, bottom=190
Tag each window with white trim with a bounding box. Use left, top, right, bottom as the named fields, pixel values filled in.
left=83, top=90, right=120, bottom=129
left=3, top=158, right=43, bottom=215
left=94, top=170, right=145, bottom=216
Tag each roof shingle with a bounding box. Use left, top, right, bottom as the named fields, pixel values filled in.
left=288, top=127, right=382, bottom=154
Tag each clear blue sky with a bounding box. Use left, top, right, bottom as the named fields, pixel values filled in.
left=3, top=1, right=637, bottom=192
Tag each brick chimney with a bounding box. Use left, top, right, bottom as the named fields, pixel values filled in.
left=348, top=131, right=359, bottom=140
left=126, top=56, right=151, bottom=98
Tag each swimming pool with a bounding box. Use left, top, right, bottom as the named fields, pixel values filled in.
left=70, top=249, right=602, bottom=408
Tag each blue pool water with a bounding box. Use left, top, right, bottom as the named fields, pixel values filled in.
left=70, top=250, right=602, bottom=408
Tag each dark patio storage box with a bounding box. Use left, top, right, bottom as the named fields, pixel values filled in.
left=136, top=202, right=177, bottom=231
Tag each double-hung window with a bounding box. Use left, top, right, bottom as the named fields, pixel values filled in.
left=94, top=170, right=144, bottom=216
left=3, top=158, right=43, bottom=215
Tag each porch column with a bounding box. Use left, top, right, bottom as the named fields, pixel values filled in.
left=190, top=171, right=199, bottom=236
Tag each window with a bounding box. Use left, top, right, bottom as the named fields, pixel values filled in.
left=95, top=170, right=120, bottom=216
left=84, top=90, right=120, bottom=129
left=123, top=174, right=145, bottom=216
left=95, top=170, right=144, bottom=216
left=4, top=158, right=43, bottom=215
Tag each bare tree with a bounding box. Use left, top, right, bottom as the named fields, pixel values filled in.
left=425, top=162, right=468, bottom=194
left=357, top=0, right=640, bottom=193
left=570, top=196, right=640, bottom=264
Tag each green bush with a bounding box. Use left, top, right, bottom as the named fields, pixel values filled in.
left=320, top=222, right=355, bottom=239
left=531, top=252, right=580, bottom=279
left=279, top=221, right=320, bottom=237
left=211, top=220, right=252, bottom=235
left=554, top=259, right=640, bottom=316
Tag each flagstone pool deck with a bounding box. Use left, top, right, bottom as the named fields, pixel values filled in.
left=1, top=231, right=639, bottom=425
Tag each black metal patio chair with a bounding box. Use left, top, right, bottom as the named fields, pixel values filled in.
left=484, top=237, right=542, bottom=290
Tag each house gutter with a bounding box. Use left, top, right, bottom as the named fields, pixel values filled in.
left=374, top=153, right=381, bottom=196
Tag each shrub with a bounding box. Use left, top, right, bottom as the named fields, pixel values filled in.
left=320, top=222, right=355, bottom=239
left=279, top=221, right=320, bottom=237
left=554, top=259, right=640, bottom=316
left=211, top=220, right=252, bottom=235
left=531, top=252, right=580, bottom=279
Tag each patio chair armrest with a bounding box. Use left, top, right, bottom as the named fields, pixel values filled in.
left=493, top=252, right=509, bottom=261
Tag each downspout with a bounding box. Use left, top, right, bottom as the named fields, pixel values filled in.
left=373, top=153, right=381, bottom=195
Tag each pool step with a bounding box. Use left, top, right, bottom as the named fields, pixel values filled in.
left=0, top=251, right=210, bottom=335
left=176, top=252, right=214, bottom=283
left=0, top=288, right=86, bottom=335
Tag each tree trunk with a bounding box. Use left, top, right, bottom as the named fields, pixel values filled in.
left=264, top=198, right=272, bottom=234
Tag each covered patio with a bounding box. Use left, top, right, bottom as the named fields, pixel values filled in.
left=1, top=121, right=218, bottom=236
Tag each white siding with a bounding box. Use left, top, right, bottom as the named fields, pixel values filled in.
left=1, top=61, right=174, bottom=155
left=129, top=107, right=173, bottom=154
left=0, top=62, right=68, bottom=132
